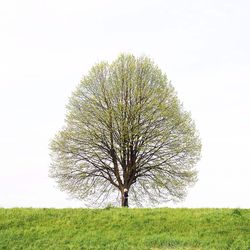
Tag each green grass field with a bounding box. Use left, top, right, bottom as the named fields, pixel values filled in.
left=0, top=208, right=249, bottom=250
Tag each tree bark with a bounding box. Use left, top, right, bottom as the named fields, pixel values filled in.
left=121, top=195, right=125, bottom=207
left=121, top=191, right=129, bottom=207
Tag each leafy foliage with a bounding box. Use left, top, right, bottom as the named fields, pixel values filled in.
left=50, top=54, right=201, bottom=206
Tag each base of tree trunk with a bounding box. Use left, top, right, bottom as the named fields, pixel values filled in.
left=121, top=196, right=129, bottom=207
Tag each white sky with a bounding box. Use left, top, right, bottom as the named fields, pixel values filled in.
left=0, top=0, right=249, bottom=208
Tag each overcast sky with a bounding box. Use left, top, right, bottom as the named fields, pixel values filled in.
left=0, top=0, right=249, bottom=208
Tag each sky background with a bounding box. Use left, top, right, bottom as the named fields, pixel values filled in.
left=0, top=0, right=249, bottom=208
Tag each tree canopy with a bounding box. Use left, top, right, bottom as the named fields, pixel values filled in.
left=49, top=54, right=201, bottom=207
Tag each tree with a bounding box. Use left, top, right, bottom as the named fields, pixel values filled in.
left=49, top=54, right=201, bottom=207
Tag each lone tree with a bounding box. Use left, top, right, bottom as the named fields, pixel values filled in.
left=50, top=54, right=201, bottom=207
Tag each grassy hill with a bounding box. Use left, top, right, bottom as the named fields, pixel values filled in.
left=0, top=208, right=249, bottom=250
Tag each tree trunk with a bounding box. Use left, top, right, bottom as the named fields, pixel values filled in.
left=121, top=195, right=125, bottom=207
left=121, top=191, right=129, bottom=207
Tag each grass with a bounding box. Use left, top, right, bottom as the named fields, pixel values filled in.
left=0, top=208, right=249, bottom=249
